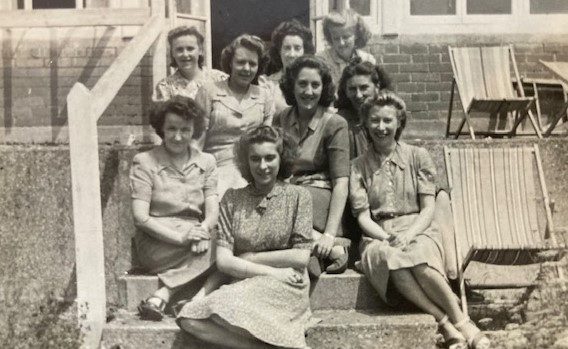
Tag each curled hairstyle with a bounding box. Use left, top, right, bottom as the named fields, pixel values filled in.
left=220, top=34, right=266, bottom=85
left=266, top=20, right=315, bottom=74
left=234, top=126, right=299, bottom=183
left=360, top=91, right=407, bottom=141
left=150, top=96, right=206, bottom=140
left=323, top=8, right=372, bottom=49
left=167, top=26, right=205, bottom=69
left=280, top=55, right=336, bottom=108
left=336, top=58, right=392, bottom=109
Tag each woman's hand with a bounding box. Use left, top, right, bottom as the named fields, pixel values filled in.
left=271, top=267, right=304, bottom=285
left=314, top=233, right=335, bottom=259
left=191, top=240, right=210, bottom=254
left=389, top=231, right=415, bottom=250
left=182, top=224, right=210, bottom=245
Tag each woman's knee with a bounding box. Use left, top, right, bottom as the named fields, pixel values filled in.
left=179, top=318, right=207, bottom=337
left=390, top=269, right=415, bottom=292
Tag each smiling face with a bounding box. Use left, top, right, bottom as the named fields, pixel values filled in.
left=346, top=74, right=377, bottom=109
left=163, top=112, right=194, bottom=156
left=171, top=34, right=202, bottom=74
left=248, top=141, right=280, bottom=192
left=230, top=46, right=259, bottom=89
left=280, top=35, right=304, bottom=69
left=365, top=105, right=399, bottom=148
left=329, top=25, right=356, bottom=61
left=294, top=67, right=323, bottom=113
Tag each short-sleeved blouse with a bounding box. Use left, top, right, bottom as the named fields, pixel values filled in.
left=216, top=182, right=313, bottom=256
left=130, top=145, right=218, bottom=219
left=196, top=80, right=274, bottom=161
left=275, top=106, right=350, bottom=189
left=316, top=48, right=376, bottom=85
left=152, top=68, right=228, bottom=101
left=349, top=142, right=437, bottom=221
left=258, top=71, right=288, bottom=114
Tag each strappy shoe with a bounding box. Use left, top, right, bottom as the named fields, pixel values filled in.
left=454, top=316, right=491, bottom=349
left=438, top=315, right=467, bottom=349
left=138, top=296, right=166, bottom=321
left=325, top=246, right=349, bottom=274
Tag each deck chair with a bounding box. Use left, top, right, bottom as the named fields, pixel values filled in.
left=444, top=144, right=564, bottom=315
left=539, top=60, right=568, bottom=136
left=447, top=45, right=542, bottom=139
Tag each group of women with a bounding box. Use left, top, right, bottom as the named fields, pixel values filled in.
left=129, top=8, right=490, bottom=349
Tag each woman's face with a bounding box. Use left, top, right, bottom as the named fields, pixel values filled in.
left=163, top=112, right=194, bottom=156
left=171, top=34, right=202, bottom=73
left=280, top=35, right=304, bottom=69
left=365, top=105, right=399, bottom=147
left=346, top=74, right=376, bottom=109
left=248, top=141, right=280, bottom=191
left=294, top=67, right=323, bottom=113
left=230, top=46, right=259, bottom=89
left=329, top=25, right=356, bottom=61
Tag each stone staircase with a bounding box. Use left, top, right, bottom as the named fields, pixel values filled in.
left=102, top=270, right=438, bottom=348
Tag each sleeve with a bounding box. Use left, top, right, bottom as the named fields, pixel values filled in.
left=325, top=115, right=350, bottom=178
left=415, top=147, right=437, bottom=196
left=152, top=77, right=170, bottom=102
left=216, top=189, right=235, bottom=251
left=195, top=86, right=211, bottom=132
left=202, top=154, right=218, bottom=198
left=209, top=69, right=229, bottom=82
left=262, top=87, right=275, bottom=126
left=129, top=154, right=153, bottom=202
left=349, top=159, right=370, bottom=216
left=289, top=187, right=314, bottom=250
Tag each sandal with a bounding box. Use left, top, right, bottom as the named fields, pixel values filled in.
left=138, top=296, right=166, bottom=321
left=454, top=316, right=491, bottom=349
left=325, top=247, right=348, bottom=274
left=438, top=315, right=467, bottom=349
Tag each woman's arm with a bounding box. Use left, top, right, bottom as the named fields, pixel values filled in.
left=194, top=87, right=211, bottom=150
left=356, top=209, right=391, bottom=241
left=324, top=176, right=348, bottom=238
left=240, top=248, right=310, bottom=270
left=217, top=246, right=297, bottom=278
left=132, top=199, right=209, bottom=246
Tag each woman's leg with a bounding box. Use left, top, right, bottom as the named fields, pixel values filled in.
left=179, top=317, right=275, bottom=349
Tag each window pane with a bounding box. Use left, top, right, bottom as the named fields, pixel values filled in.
left=33, top=0, right=75, bottom=8
left=410, top=0, right=456, bottom=15
left=467, top=0, right=511, bottom=14
left=530, top=0, right=568, bottom=14
left=328, top=0, right=371, bottom=16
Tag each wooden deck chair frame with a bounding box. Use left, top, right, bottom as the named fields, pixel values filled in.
left=538, top=60, right=568, bottom=137
left=446, top=45, right=543, bottom=139
left=444, top=144, right=563, bottom=315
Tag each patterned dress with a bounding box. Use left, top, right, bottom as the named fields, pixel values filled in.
left=177, top=182, right=313, bottom=348
left=316, top=48, right=376, bottom=87
left=349, top=142, right=445, bottom=305
left=152, top=68, right=227, bottom=101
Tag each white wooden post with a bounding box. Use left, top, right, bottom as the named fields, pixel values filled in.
left=67, top=82, right=106, bottom=349
left=151, top=0, right=167, bottom=87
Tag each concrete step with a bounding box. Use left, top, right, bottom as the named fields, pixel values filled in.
left=118, top=269, right=385, bottom=312
left=102, top=309, right=437, bottom=349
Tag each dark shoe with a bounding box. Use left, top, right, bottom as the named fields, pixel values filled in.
left=307, top=256, right=324, bottom=278
left=138, top=297, right=166, bottom=321
left=325, top=248, right=348, bottom=274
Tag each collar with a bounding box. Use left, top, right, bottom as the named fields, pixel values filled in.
left=154, top=144, right=207, bottom=172
left=369, top=141, right=406, bottom=171
left=290, top=106, right=326, bottom=131
left=214, top=79, right=261, bottom=100
left=248, top=181, right=285, bottom=210
left=328, top=47, right=360, bottom=65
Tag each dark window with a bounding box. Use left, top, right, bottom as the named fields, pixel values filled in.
left=410, top=0, right=456, bottom=15
left=32, top=0, right=76, bottom=9
left=467, top=0, right=511, bottom=14
left=530, top=0, right=568, bottom=14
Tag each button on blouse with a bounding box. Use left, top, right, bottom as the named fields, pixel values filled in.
left=130, top=145, right=218, bottom=219
left=349, top=142, right=437, bottom=221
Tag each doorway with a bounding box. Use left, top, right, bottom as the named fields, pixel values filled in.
left=210, top=0, right=310, bottom=70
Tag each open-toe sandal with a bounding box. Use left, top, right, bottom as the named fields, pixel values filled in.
left=454, top=317, right=490, bottom=349
left=325, top=247, right=348, bottom=274
left=138, top=296, right=166, bottom=321
left=438, top=315, right=467, bottom=349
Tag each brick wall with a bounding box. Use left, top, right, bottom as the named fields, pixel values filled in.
left=0, top=27, right=153, bottom=131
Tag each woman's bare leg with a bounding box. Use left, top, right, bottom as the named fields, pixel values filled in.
left=389, top=268, right=445, bottom=321
left=179, top=317, right=275, bottom=349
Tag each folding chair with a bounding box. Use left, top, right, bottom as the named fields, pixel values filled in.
left=539, top=60, right=568, bottom=136
left=444, top=144, right=564, bottom=315
left=447, top=45, right=542, bottom=139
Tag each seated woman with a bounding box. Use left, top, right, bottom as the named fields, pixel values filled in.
left=259, top=19, right=315, bottom=114
left=276, top=55, right=350, bottom=275
left=349, top=92, right=490, bottom=349
left=130, top=96, right=218, bottom=321
left=177, top=126, right=313, bottom=349
left=196, top=34, right=274, bottom=198
left=153, top=26, right=227, bottom=101
left=316, top=8, right=376, bottom=85
left=336, top=58, right=391, bottom=159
